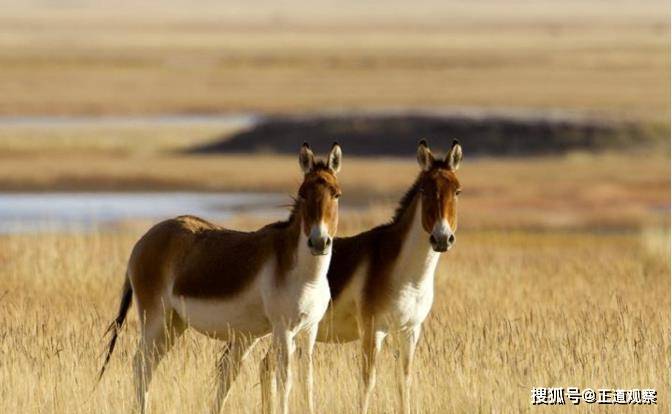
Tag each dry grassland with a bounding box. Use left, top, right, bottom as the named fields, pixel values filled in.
left=0, top=214, right=668, bottom=413
left=0, top=1, right=668, bottom=122
left=0, top=134, right=669, bottom=413
left=0, top=2, right=668, bottom=412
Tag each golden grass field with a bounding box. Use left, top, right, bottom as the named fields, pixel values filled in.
left=0, top=0, right=669, bottom=412
left=0, top=212, right=669, bottom=413
left=0, top=126, right=669, bottom=412
left=0, top=154, right=669, bottom=414
left=0, top=103, right=669, bottom=414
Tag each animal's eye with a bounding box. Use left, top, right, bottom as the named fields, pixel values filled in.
left=456, top=189, right=462, bottom=196
left=333, top=193, right=341, bottom=199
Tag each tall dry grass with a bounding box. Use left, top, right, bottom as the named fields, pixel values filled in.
left=0, top=213, right=668, bottom=413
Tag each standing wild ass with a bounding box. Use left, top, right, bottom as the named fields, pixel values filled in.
left=99, top=143, right=343, bottom=414
left=260, top=139, right=462, bottom=414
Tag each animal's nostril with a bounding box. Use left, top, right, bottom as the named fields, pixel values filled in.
left=307, top=238, right=314, bottom=248
left=448, top=234, right=455, bottom=244
left=429, top=234, right=437, bottom=245
left=326, top=238, right=332, bottom=246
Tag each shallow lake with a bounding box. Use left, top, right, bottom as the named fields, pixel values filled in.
left=0, top=192, right=287, bottom=234
left=0, top=113, right=258, bottom=129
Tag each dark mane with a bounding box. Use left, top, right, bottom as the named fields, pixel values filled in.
left=390, top=175, right=422, bottom=224
left=263, top=196, right=301, bottom=230
left=390, top=159, right=449, bottom=224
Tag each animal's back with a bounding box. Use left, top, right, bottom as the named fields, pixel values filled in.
left=127, top=216, right=220, bottom=308
left=172, top=219, right=273, bottom=299
left=129, top=215, right=222, bottom=270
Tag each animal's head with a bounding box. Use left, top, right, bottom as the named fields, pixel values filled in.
left=297, top=142, right=343, bottom=256
left=415, top=139, right=463, bottom=253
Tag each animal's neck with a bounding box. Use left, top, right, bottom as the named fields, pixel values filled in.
left=294, top=231, right=332, bottom=285
left=268, top=203, right=303, bottom=280
left=279, top=203, right=331, bottom=285
left=390, top=195, right=440, bottom=287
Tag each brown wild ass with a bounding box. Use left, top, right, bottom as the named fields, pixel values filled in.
left=99, top=143, right=343, bottom=414
left=260, top=139, right=463, bottom=414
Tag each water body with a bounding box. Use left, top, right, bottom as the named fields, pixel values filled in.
left=0, top=113, right=258, bottom=129
left=0, top=192, right=287, bottom=234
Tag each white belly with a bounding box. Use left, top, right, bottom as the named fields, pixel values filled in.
left=171, top=279, right=271, bottom=340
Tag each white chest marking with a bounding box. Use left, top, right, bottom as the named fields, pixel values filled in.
left=386, top=207, right=440, bottom=329
left=262, top=232, right=332, bottom=334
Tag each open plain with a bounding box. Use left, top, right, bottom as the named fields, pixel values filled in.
left=0, top=1, right=669, bottom=412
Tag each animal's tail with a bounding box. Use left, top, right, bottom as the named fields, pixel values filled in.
left=97, top=276, right=133, bottom=382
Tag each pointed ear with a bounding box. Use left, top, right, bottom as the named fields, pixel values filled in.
left=327, top=142, right=342, bottom=174
left=299, top=142, right=315, bottom=173
left=416, top=139, right=434, bottom=171
left=446, top=139, right=463, bottom=171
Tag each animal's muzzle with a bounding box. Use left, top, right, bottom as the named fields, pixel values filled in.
left=429, top=233, right=455, bottom=252
left=430, top=221, right=455, bottom=253
left=308, top=236, right=331, bottom=255
left=308, top=224, right=332, bottom=255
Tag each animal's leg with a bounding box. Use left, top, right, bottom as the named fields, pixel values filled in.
left=133, top=309, right=185, bottom=414
left=274, top=328, right=296, bottom=414
left=360, top=321, right=386, bottom=414
left=260, top=347, right=277, bottom=414
left=396, top=325, right=421, bottom=414
left=298, top=325, right=319, bottom=414
left=210, top=334, right=259, bottom=414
